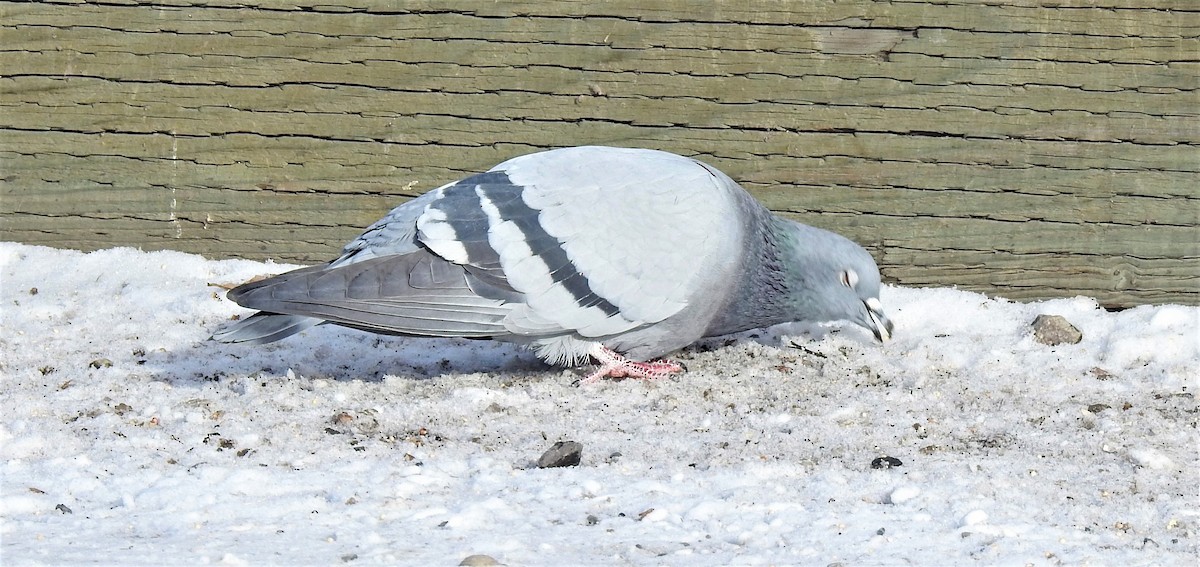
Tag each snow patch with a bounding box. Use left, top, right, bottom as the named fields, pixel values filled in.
left=1, top=243, right=1197, bottom=565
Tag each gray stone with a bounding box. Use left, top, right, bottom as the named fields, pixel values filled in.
left=537, top=441, right=583, bottom=468
left=1032, top=314, right=1082, bottom=345
left=459, top=554, right=500, bottom=566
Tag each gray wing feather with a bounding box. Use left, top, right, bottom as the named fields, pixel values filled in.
left=210, top=312, right=322, bottom=344
left=332, top=188, right=443, bottom=265
left=417, top=174, right=509, bottom=285
left=221, top=252, right=513, bottom=338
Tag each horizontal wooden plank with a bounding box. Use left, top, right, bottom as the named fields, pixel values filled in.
left=891, top=0, right=1198, bottom=11
left=9, top=6, right=1198, bottom=64
left=0, top=214, right=351, bottom=259
left=4, top=79, right=1193, bottom=148
left=900, top=28, right=1198, bottom=64
left=7, top=166, right=1194, bottom=233
left=5, top=24, right=1196, bottom=95
left=7, top=16, right=1197, bottom=103
left=25, top=0, right=1189, bottom=38
left=879, top=248, right=1198, bottom=308
left=5, top=52, right=1192, bottom=123
left=756, top=185, right=1197, bottom=229
left=4, top=127, right=1196, bottom=195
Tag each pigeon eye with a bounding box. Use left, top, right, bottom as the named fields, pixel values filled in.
left=839, top=269, right=859, bottom=288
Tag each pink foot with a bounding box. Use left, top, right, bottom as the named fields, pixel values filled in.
left=580, top=344, right=685, bottom=384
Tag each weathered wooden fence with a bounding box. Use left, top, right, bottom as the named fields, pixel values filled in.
left=2, top=0, right=1197, bottom=306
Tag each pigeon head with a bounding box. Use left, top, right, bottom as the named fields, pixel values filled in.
left=774, top=219, right=894, bottom=342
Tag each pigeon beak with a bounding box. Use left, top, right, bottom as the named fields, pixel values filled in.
left=863, top=298, right=893, bottom=342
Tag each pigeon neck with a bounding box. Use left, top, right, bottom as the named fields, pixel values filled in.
left=704, top=213, right=796, bottom=337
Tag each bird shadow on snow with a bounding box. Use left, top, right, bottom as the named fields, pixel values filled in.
left=148, top=323, right=552, bottom=386
left=157, top=317, right=873, bottom=386
left=154, top=321, right=862, bottom=387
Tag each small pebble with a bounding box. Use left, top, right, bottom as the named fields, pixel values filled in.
left=537, top=441, right=582, bottom=468
left=89, top=358, right=113, bottom=369
left=871, top=456, right=903, bottom=469
left=459, top=554, right=500, bottom=566
left=1031, top=314, right=1082, bottom=345
left=326, top=410, right=379, bottom=435
left=1090, top=367, right=1115, bottom=380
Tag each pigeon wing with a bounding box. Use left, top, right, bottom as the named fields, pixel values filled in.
left=222, top=251, right=513, bottom=338
left=432, top=146, right=748, bottom=341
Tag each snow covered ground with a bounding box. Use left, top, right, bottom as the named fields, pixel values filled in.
left=1, top=242, right=1196, bottom=566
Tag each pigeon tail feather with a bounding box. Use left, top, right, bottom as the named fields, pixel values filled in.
left=211, top=312, right=321, bottom=344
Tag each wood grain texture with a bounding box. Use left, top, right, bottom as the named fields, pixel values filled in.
left=2, top=0, right=1197, bottom=307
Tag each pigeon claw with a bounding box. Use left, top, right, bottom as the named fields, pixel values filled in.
left=580, top=345, right=684, bottom=385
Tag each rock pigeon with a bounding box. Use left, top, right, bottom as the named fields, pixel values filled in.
left=212, top=146, right=893, bottom=382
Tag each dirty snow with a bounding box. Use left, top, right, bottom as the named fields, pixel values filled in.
left=1, top=243, right=1196, bottom=565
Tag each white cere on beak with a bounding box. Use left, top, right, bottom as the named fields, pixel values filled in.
left=866, top=297, right=883, bottom=312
